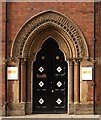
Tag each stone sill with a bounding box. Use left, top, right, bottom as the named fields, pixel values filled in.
left=0, top=114, right=101, bottom=118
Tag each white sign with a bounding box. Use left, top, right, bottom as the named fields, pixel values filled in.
left=7, top=67, right=18, bottom=80
left=82, top=67, right=92, bottom=80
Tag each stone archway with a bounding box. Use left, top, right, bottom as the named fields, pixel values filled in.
left=11, top=10, right=89, bottom=59
left=10, top=10, right=89, bottom=115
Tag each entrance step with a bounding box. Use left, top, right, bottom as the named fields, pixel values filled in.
left=0, top=115, right=101, bottom=120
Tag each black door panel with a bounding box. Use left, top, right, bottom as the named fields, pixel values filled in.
left=33, top=37, right=68, bottom=113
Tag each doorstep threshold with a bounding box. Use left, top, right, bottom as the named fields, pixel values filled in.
left=1, top=114, right=100, bottom=118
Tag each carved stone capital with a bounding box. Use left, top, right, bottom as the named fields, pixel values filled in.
left=20, top=57, right=27, bottom=65
left=73, top=58, right=82, bottom=64
left=6, top=57, right=19, bottom=66
left=68, top=58, right=74, bottom=65
left=88, top=58, right=97, bottom=64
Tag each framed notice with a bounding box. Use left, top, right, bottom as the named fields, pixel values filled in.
left=82, top=67, right=92, bottom=80
left=7, top=67, right=18, bottom=80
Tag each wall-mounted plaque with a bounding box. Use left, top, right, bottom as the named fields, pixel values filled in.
left=82, top=67, right=92, bottom=80
left=7, top=67, right=18, bottom=80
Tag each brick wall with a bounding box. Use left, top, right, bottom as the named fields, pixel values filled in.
left=95, top=2, right=101, bottom=109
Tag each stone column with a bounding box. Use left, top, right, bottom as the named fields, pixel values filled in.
left=25, top=61, right=32, bottom=114
left=74, top=59, right=80, bottom=103
left=20, top=58, right=26, bottom=102
left=69, top=59, right=74, bottom=103
left=18, top=58, right=21, bottom=102
left=26, top=62, right=31, bottom=102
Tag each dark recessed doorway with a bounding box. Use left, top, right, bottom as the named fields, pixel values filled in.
left=32, top=37, right=68, bottom=113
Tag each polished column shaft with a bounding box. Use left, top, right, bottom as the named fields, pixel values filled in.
left=21, top=58, right=26, bottom=102
left=69, top=60, right=74, bottom=103
left=74, top=59, right=80, bottom=103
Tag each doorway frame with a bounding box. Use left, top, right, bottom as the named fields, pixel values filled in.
left=10, top=10, right=89, bottom=115
left=31, top=37, right=69, bottom=114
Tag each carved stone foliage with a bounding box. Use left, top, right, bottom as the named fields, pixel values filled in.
left=11, top=10, right=89, bottom=60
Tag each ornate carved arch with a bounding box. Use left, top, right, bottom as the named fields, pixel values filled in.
left=23, top=23, right=74, bottom=62
left=11, top=10, right=89, bottom=60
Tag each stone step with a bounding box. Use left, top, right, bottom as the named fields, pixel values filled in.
left=0, top=115, right=101, bottom=120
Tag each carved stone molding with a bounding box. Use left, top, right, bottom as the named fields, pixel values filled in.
left=11, top=10, right=89, bottom=60
left=68, top=58, right=74, bottom=66
left=73, top=58, right=82, bottom=64
left=22, top=23, right=72, bottom=59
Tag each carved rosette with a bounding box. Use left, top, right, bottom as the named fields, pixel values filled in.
left=11, top=10, right=89, bottom=61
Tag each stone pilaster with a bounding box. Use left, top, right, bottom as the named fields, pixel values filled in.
left=20, top=58, right=27, bottom=102
left=74, top=58, right=81, bottom=103
left=68, top=59, right=74, bottom=103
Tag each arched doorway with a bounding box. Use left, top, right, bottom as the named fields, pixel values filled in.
left=9, top=10, right=89, bottom=115
left=33, top=37, right=68, bottom=113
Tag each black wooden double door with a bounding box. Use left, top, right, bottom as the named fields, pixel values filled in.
left=33, top=38, right=68, bottom=113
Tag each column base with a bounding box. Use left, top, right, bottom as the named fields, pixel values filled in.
left=0, top=104, right=4, bottom=116
left=7, top=102, right=25, bottom=116
left=74, top=103, right=93, bottom=115
left=69, top=103, right=94, bottom=115
left=25, top=102, right=32, bottom=115
left=2, top=102, right=101, bottom=115
left=95, top=104, right=101, bottom=114
left=69, top=103, right=74, bottom=114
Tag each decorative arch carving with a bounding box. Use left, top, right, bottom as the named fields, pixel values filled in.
left=24, top=23, right=74, bottom=62
left=11, top=10, right=89, bottom=60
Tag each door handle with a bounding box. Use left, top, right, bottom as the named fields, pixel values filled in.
left=51, top=90, right=54, bottom=93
